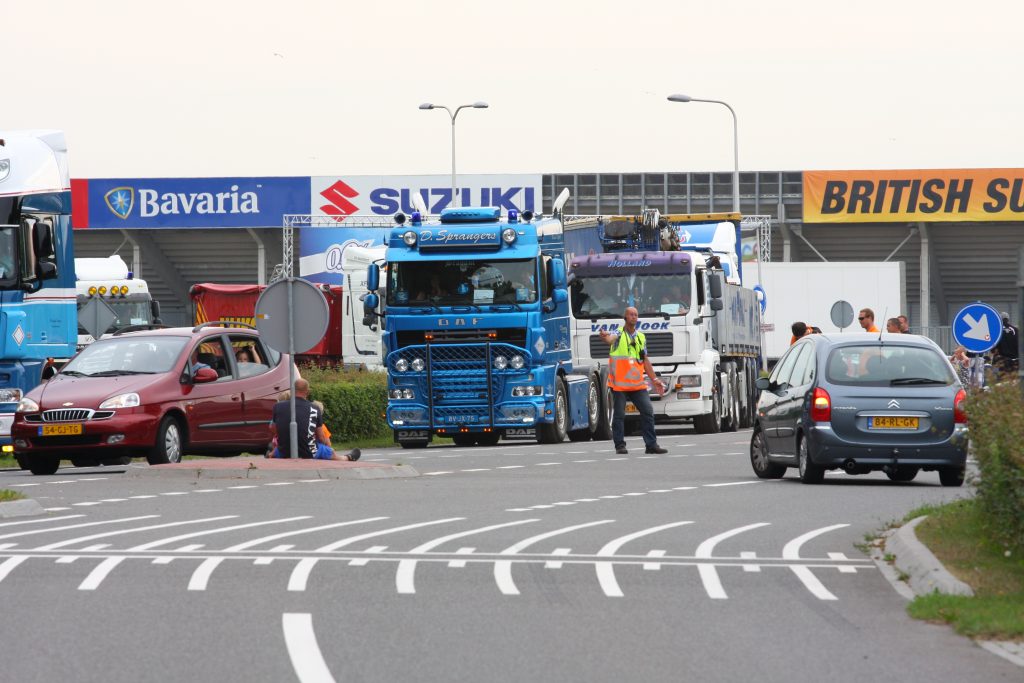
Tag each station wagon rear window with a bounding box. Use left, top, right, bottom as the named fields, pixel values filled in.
left=825, top=344, right=955, bottom=387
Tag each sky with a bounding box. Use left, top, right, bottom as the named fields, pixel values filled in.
left=9, top=0, right=1024, bottom=178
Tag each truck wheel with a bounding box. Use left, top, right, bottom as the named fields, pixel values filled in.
left=147, top=416, right=185, bottom=465
left=721, top=369, right=739, bottom=433
left=693, top=378, right=722, bottom=434
left=593, top=374, right=613, bottom=441
left=568, top=377, right=600, bottom=442
left=538, top=377, right=568, bottom=444
left=28, top=458, right=60, bottom=476
left=739, top=362, right=754, bottom=429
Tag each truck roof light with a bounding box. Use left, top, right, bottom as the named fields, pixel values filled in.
left=507, top=210, right=519, bottom=224
left=410, top=211, right=422, bottom=225
left=394, top=212, right=407, bottom=225
left=98, top=286, right=107, bottom=295
left=522, top=211, right=534, bottom=222
left=120, top=285, right=129, bottom=295
left=439, top=207, right=500, bottom=224
left=88, top=286, right=97, bottom=296
left=402, top=230, right=417, bottom=246
left=501, top=228, right=517, bottom=245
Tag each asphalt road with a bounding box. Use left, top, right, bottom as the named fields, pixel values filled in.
left=0, top=425, right=1017, bottom=683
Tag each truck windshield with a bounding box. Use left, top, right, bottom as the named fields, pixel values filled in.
left=0, top=225, right=16, bottom=288
left=387, top=259, right=538, bottom=306
left=76, top=298, right=153, bottom=336
left=571, top=274, right=691, bottom=318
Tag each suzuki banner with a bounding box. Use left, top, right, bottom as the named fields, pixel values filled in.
left=300, top=174, right=543, bottom=285
left=804, top=169, right=1024, bottom=223
left=71, top=177, right=311, bottom=229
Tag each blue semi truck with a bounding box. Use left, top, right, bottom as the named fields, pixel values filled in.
left=0, top=131, right=78, bottom=453
left=363, top=201, right=603, bottom=448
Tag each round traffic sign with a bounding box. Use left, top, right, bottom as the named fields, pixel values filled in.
left=830, top=300, right=854, bottom=329
left=752, top=285, right=767, bottom=314
left=255, top=278, right=330, bottom=354
left=952, top=301, right=1002, bottom=354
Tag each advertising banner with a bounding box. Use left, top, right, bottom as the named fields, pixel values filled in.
left=72, top=177, right=311, bottom=229
left=299, top=174, right=543, bottom=285
left=804, top=169, right=1024, bottom=223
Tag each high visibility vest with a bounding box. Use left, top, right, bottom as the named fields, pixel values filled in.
left=607, top=330, right=648, bottom=391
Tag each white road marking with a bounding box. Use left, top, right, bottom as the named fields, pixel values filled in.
left=494, top=520, right=614, bottom=596
left=599, top=495, right=621, bottom=499
left=152, top=557, right=175, bottom=565
left=596, top=521, right=694, bottom=597
left=0, top=515, right=159, bottom=543
left=423, top=471, right=452, bottom=476
left=740, top=551, right=760, bottom=572
left=461, top=468, right=491, bottom=472
left=536, top=462, right=562, bottom=466
left=78, top=557, right=123, bottom=590
left=703, top=481, right=760, bottom=488
left=99, top=499, right=127, bottom=503
left=288, top=518, right=463, bottom=592
left=176, top=544, right=205, bottom=552
left=792, top=566, right=839, bottom=600
left=0, top=514, right=83, bottom=528
left=283, top=613, right=336, bottom=683
left=192, top=490, right=220, bottom=493
left=228, top=486, right=258, bottom=490
left=7, top=483, right=39, bottom=487
left=0, top=543, right=16, bottom=550
left=43, top=508, right=72, bottom=511
left=72, top=502, right=102, bottom=507
left=0, top=557, right=28, bottom=583
left=545, top=548, right=572, bottom=568
left=672, top=486, right=696, bottom=491
left=264, top=482, right=293, bottom=486
left=644, top=550, right=667, bottom=570
left=648, top=489, right=672, bottom=493
left=606, top=457, right=628, bottom=461
left=573, top=459, right=597, bottom=463
left=623, top=493, right=646, bottom=497
left=78, top=478, right=107, bottom=481
left=505, top=508, right=532, bottom=512
left=552, top=502, right=575, bottom=506
left=396, top=519, right=538, bottom=595
left=497, top=465, right=524, bottom=469
left=782, top=525, right=850, bottom=560
left=447, top=547, right=476, bottom=568
left=129, top=495, right=157, bottom=499
left=36, top=516, right=237, bottom=551
left=636, top=456, right=657, bottom=460
left=782, top=524, right=850, bottom=600
left=574, top=498, right=600, bottom=503
left=298, top=480, right=327, bottom=484
left=161, top=492, right=190, bottom=496
left=56, top=556, right=78, bottom=564
left=350, top=546, right=388, bottom=567
left=695, top=523, right=771, bottom=599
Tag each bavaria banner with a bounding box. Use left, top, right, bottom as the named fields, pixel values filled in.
left=299, top=174, right=543, bottom=285
left=803, top=169, right=1024, bottom=223
left=72, top=177, right=311, bottom=229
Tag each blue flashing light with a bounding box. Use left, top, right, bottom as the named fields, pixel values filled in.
left=439, top=207, right=501, bottom=224
left=411, top=211, right=422, bottom=225
left=507, top=209, right=519, bottom=224
left=126, top=271, right=134, bottom=280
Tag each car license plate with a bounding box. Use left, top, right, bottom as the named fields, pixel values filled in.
left=39, top=423, right=83, bottom=436
left=869, top=416, right=918, bottom=430
left=625, top=404, right=638, bottom=414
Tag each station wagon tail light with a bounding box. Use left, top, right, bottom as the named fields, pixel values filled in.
left=810, top=387, right=831, bottom=422
left=954, top=388, right=967, bottom=424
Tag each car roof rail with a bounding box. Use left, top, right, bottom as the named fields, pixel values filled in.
left=192, top=321, right=257, bottom=332
left=112, top=324, right=173, bottom=336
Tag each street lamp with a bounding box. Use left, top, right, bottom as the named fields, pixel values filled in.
left=667, top=94, right=740, bottom=214
left=419, top=101, right=489, bottom=208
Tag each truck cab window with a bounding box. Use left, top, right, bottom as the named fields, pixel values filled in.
left=0, top=226, right=17, bottom=288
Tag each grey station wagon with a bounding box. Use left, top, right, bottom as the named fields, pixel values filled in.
left=749, top=333, right=968, bottom=486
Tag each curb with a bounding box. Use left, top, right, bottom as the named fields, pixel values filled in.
left=0, top=498, right=45, bottom=518
left=886, top=516, right=974, bottom=597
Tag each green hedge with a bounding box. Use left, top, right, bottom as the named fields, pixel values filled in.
left=965, top=379, right=1024, bottom=552
left=301, top=366, right=389, bottom=441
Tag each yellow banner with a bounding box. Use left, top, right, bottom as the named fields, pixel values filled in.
left=803, top=169, right=1024, bottom=223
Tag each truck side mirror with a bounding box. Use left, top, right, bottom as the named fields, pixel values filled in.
left=366, top=264, right=379, bottom=293
left=363, top=292, right=379, bottom=325
left=151, top=300, right=162, bottom=323
left=552, top=288, right=568, bottom=304
left=32, top=219, right=55, bottom=259
left=710, top=299, right=724, bottom=311
left=549, top=258, right=567, bottom=289
left=709, top=273, right=723, bottom=299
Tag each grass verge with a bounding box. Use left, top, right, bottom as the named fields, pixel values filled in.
left=0, top=489, right=25, bottom=502
left=905, top=498, right=1024, bottom=639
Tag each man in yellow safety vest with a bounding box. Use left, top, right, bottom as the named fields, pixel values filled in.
left=599, top=306, right=668, bottom=455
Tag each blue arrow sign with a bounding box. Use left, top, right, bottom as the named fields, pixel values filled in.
left=952, top=301, right=1002, bottom=354
left=752, top=285, right=767, bottom=314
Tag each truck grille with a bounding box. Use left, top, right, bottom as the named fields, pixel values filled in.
left=589, top=332, right=673, bottom=358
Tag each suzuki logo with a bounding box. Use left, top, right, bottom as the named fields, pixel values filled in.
left=320, top=180, right=360, bottom=223
left=104, top=187, right=134, bottom=219
left=887, top=399, right=900, bottom=408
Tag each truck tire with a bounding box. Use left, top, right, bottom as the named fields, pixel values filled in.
left=538, top=377, right=568, bottom=444
left=593, top=372, right=613, bottom=441
left=693, top=377, right=722, bottom=434
left=721, top=368, right=739, bottom=433
left=739, top=361, right=754, bottom=429
left=568, top=376, right=600, bottom=442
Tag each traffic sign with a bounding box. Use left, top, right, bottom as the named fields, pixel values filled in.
left=830, top=300, right=854, bottom=330
left=78, top=296, right=118, bottom=340
left=752, top=285, right=766, bottom=314
left=952, top=301, right=1003, bottom=354
left=255, top=278, right=330, bottom=355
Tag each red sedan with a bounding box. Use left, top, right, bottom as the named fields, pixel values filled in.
left=13, top=324, right=291, bottom=475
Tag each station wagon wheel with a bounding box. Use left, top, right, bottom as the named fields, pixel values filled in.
left=885, top=466, right=919, bottom=482
left=750, top=426, right=785, bottom=479
left=148, top=416, right=184, bottom=465
left=938, top=467, right=965, bottom=487
left=797, top=436, right=824, bottom=484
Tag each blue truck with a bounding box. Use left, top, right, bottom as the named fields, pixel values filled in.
left=0, top=131, right=78, bottom=454
left=363, top=203, right=603, bottom=448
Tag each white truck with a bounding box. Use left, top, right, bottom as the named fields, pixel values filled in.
left=339, top=244, right=386, bottom=369
left=568, top=212, right=761, bottom=435
left=76, top=255, right=161, bottom=346
left=745, top=261, right=906, bottom=363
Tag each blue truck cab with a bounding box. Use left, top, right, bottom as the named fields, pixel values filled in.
left=364, top=206, right=601, bottom=448
left=0, top=131, right=78, bottom=453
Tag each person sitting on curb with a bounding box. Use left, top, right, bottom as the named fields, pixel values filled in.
left=267, top=378, right=360, bottom=461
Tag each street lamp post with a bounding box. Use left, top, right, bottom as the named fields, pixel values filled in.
left=666, top=94, right=739, bottom=214
left=419, top=101, right=489, bottom=208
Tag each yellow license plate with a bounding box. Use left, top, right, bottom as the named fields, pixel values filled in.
left=870, top=416, right=919, bottom=430
left=625, top=404, right=638, bottom=414
left=39, top=423, right=83, bottom=436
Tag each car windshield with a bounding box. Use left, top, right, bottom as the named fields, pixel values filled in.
left=825, top=344, right=956, bottom=386
left=571, top=274, right=691, bottom=318
left=62, top=336, right=189, bottom=376
left=387, top=259, right=538, bottom=306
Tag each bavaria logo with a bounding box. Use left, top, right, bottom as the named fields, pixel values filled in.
left=105, top=187, right=135, bottom=219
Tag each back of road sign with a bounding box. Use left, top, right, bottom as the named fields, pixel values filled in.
left=255, top=278, right=330, bottom=354
left=952, top=301, right=1002, bottom=354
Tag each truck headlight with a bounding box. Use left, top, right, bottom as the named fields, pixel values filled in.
left=0, top=159, right=10, bottom=182
left=676, top=375, right=701, bottom=388
left=0, top=388, right=23, bottom=403
left=402, top=388, right=415, bottom=399
left=411, top=358, right=425, bottom=371
left=512, top=386, right=544, bottom=397
left=395, top=358, right=409, bottom=372
left=509, top=355, right=525, bottom=370
left=99, top=392, right=140, bottom=409
left=501, top=228, right=517, bottom=244
left=402, top=230, right=417, bottom=246
left=494, top=356, right=508, bottom=370
left=16, top=397, right=39, bottom=413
